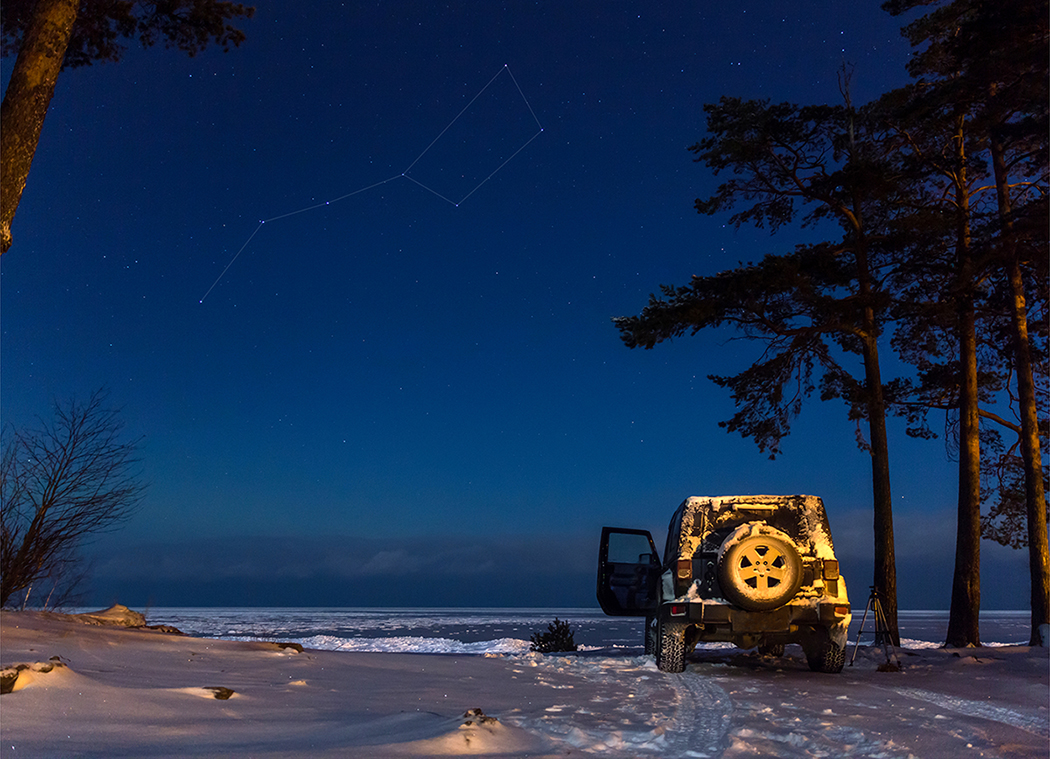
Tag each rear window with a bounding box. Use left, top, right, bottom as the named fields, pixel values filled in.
left=607, top=531, right=657, bottom=564
left=664, top=507, right=684, bottom=563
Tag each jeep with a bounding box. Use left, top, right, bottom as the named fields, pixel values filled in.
left=597, top=494, right=852, bottom=673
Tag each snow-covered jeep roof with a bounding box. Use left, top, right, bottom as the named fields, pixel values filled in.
left=671, top=494, right=838, bottom=561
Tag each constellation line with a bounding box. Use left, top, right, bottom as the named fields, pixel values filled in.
left=401, top=174, right=459, bottom=206
left=402, top=65, right=508, bottom=175
left=503, top=65, right=543, bottom=131
left=199, top=222, right=264, bottom=303
left=200, top=64, right=543, bottom=303
left=261, top=176, right=402, bottom=223
left=455, top=129, right=543, bottom=206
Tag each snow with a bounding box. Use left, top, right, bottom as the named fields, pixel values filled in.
left=2, top=609, right=1046, bottom=758
left=675, top=494, right=841, bottom=562
left=285, top=634, right=532, bottom=655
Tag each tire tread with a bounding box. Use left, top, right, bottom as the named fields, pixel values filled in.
left=657, top=621, right=687, bottom=673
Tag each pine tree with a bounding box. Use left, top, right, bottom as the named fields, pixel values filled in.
left=616, top=96, right=904, bottom=643
left=882, top=0, right=1049, bottom=646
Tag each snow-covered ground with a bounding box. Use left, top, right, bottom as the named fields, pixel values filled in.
left=3, top=609, right=1046, bottom=758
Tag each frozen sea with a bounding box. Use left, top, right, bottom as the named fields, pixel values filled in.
left=134, top=608, right=1034, bottom=654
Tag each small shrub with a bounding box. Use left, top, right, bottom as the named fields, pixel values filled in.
left=529, top=617, right=577, bottom=653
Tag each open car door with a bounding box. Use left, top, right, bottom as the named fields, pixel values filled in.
left=596, top=527, right=661, bottom=616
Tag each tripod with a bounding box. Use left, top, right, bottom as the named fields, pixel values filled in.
left=849, top=586, right=901, bottom=669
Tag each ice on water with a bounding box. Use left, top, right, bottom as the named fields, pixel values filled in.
left=140, top=607, right=1033, bottom=654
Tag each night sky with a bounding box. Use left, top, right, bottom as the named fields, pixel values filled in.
left=1, top=1, right=1029, bottom=608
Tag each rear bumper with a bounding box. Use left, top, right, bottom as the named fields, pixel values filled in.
left=660, top=599, right=851, bottom=634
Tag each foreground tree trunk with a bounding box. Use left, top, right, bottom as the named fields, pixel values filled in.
left=863, top=335, right=900, bottom=645
left=990, top=135, right=1050, bottom=646
left=1008, top=256, right=1050, bottom=646
left=945, top=115, right=982, bottom=647
left=850, top=186, right=900, bottom=646
left=947, top=288, right=982, bottom=647
left=0, top=0, right=80, bottom=254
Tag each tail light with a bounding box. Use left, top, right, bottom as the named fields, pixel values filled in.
left=833, top=605, right=851, bottom=617
left=676, top=557, right=692, bottom=582
left=822, top=559, right=840, bottom=580
left=670, top=604, right=687, bottom=617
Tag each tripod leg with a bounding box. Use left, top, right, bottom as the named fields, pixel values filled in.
left=849, top=594, right=875, bottom=666
left=872, top=597, right=901, bottom=667
left=875, top=598, right=893, bottom=646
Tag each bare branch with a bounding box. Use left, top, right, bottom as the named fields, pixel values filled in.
left=0, top=390, right=145, bottom=607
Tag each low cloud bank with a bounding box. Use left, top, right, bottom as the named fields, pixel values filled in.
left=830, top=508, right=1030, bottom=610
left=84, top=534, right=597, bottom=607
left=80, top=508, right=1033, bottom=609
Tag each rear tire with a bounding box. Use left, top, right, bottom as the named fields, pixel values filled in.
left=656, top=621, right=687, bottom=673
left=804, top=630, right=846, bottom=673
left=758, top=642, right=785, bottom=657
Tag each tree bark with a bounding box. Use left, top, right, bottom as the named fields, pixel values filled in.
left=990, top=135, right=1050, bottom=647
left=945, top=115, right=981, bottom=647
left=947, top=289, right=982, bottom=646
left=863, top=335, right=900, bottom=646
left=850, top=195, right=900, bottom=646
left=0, top=0, right=80, bottom=254
left=856, top=335, right=898, bottom=642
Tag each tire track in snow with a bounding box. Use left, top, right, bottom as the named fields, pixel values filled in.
left=890, top=687, right=1049, bottom=738
left=515, top=656, right=731, bottom=757
left=662, top=669, right=733, bottom=758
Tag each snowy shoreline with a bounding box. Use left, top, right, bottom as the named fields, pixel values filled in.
left=135, top=606, right=1036, bottom=654
left=3, top=608, right=1046, bottom=758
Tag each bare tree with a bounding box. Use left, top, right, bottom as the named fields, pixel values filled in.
left=0, top=390, right=145, bottom=607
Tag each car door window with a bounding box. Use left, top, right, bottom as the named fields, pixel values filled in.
left=607, top=532, right=658, bottom=564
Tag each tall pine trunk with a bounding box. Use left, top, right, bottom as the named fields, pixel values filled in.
left=862, top=332, right=899, bottom=645
left=0, top=0, right=79, bottom=254
left=840, top=92, right=901, bottom=643
left=945, top=114, right=982, bottom=647
left=990, top=135, right=1050, bottom=647
left=849, top=180, right=900, bottom=646
left=947, top=287, right=982, bottom=646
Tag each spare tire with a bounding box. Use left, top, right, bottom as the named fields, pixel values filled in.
left=717, top=524, right=802, bottom=611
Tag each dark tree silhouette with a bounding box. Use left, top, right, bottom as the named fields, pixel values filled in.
left=881, top=0, right=1049, bottom=646
left=616, top=95, right=904, bottom=644
left=1, top=391, right=145, bottom=607
left=619, top=0, right=1047, bottom=650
